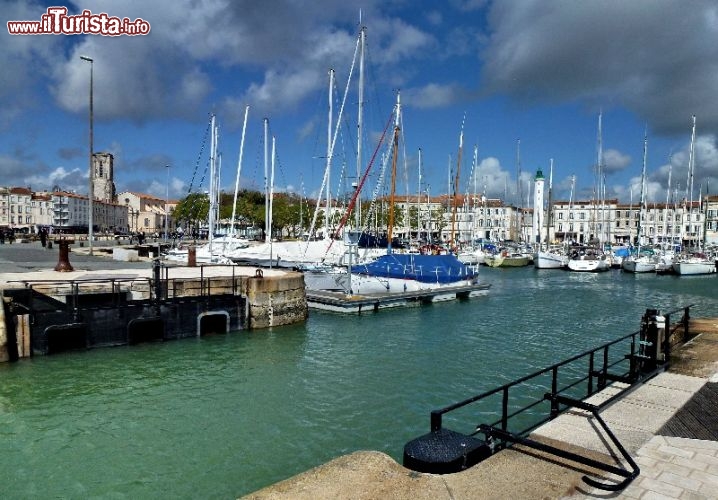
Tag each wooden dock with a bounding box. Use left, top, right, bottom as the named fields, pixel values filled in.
left=306, top=283, right=490, bottom=313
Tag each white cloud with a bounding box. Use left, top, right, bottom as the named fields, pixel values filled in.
left=24, top=166, right=85, bottom=193
left=602, top=149, right=631, bottom=175
left=404, top=83, right=471, bottom=109
left=481, top=0, right=718, bottom=136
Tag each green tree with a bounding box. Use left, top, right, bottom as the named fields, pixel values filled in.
left=173, top=193, right=208, bottom=228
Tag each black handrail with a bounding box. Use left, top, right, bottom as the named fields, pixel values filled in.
left=430, top=304, right=694, bottom=434
left=424, top=304, right=694, bottom=491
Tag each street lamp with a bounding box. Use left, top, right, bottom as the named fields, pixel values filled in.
left=80, top=55, right=94, bottom=255
left=165, top=165, right=170, bottom=241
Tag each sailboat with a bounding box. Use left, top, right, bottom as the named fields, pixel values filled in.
left=534, top=160, right=568, bottom=269
left=672, top=116, right=716, bottom=275
left=568, top=114, right=610, bottom=272
left=164, top=113, right=236, bottom=265
left=623, top=129, right=657, bottom=273
left=347, top=93, right=481, bottom=293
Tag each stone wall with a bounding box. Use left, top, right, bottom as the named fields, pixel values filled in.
left=245, top=271, right=307, bottom=329
left=0, top=297, right=8, bottom=362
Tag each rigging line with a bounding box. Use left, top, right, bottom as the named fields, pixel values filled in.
left=266, top=120, right=290, bottom=191
left=186, top=114, right=213, bottom=194
left=307, top=37, right=360, bottom=255
left=324, top=105, right=395, bottom=256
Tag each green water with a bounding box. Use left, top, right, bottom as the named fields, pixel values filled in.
left=1, top=268, right=716, bottom=499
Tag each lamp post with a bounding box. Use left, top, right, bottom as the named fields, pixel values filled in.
left=165, top=165, right=170, bottom=241
left=80, top=55, right=94, bottom=255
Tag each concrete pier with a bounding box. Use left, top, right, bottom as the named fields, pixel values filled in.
left=0, top=240, right=307, bottom=361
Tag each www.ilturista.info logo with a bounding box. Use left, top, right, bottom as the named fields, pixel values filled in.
left=7, top=6, right=150, bottom=36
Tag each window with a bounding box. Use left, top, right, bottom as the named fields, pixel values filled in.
left=558, top=212, right=564, bottom=219
left=144, top=217, right=150, bottom=227
left=580, top=212, right=585, bottom=220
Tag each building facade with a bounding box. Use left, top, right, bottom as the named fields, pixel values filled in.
left=49, top=190, right=127, bottom=233
left=117, top=191, right=177, bottom=236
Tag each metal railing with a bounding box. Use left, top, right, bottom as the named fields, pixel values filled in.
left=424, top=304, right=693, bottom=490
left=429, top=304, right=692, bottom=435
left=8, top=263, right=252, bottom=313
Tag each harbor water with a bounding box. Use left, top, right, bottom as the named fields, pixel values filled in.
left=1, top=267, right=717, bottom=498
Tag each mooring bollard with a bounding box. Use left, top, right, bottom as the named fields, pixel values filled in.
left=188, top=246, right=196, bottom=267
left=54, top=238, right=75, bottom=272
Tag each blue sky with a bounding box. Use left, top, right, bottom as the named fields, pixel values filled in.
left=2, top=0, right=718, bottom=207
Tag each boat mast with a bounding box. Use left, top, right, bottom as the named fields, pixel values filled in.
left=417, top=147, right=422, bottom=241
left=566, top=175, right=575, bottom=243
left=387, top=92, right=401, bottom=253
left=664, top=156, right=672, bottom=247
left=230, top=105, right=249, bottom=240
left=208, top=113, right=218, bottom=254
left=515, top=139, right=521, bottom=241
left=637, top=128, right=648, bottom=249
left=545, top=158, right=553, bottom=247
left=263, top=117, right=269, bottom=244
left=687, top=114, right=696, bottom=249
left=450, top=114, right=465, bottom=247
left=326, top=69, right=334, bottom=239
left=628, top=187, right=633, bottom=247
left=269, top=136, right=276, bottom=267
left=356, top=23, right=365, bottom=232
left=595, top=111, right=603, bottom=245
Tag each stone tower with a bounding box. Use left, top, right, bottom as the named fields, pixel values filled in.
left=92, top=152, right=116, bottom=203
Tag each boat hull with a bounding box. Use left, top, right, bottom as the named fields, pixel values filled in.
left=534, top=251, right=567, bottom=269
left=567, top=258, right=610, bottom=272
left=621, top=258, right=656, bottom=273
left=672, top=261, right=717, bottom=275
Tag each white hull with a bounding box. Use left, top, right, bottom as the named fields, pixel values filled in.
left=225, top=240, right=383, bottom=268
left=304, top=268, right=478, bottom=294
left=567, top=257, right=610, bottom=272
left=672, top=260, right=716, bottom=275
left=621, top=257, right=656, bottom=273
left=534, top=251, right=568, bottom=269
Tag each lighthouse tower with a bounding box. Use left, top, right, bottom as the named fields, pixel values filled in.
left=533, top=168, right=545, bottom=244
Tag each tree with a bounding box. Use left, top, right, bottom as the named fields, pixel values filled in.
left=173, top=193, right=208, bottom=231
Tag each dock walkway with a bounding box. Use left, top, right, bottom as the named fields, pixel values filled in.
left=306, top=283, right=490, bottom=313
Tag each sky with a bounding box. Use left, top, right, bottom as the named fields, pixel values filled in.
left=2, top=0, right=718, bottom=208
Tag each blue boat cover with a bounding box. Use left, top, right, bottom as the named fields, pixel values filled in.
left=613, top=247, right=631, bottom=257
left=350, top=253, right=478, bottom=284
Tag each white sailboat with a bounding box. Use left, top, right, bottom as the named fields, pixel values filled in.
left=165, top=114, right=235, bottom=265
left=534, top=160, right=568, bottom=269
left=623, top=129, right=656, bottom=273
left=672, top=116, right=716, bottom=275
left=567, top=246, right=611, bottom=272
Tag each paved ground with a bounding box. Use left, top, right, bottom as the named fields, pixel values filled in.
left=0, top=239, right=153, bottom=273
left=0, top=239, right=286, bottom=285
